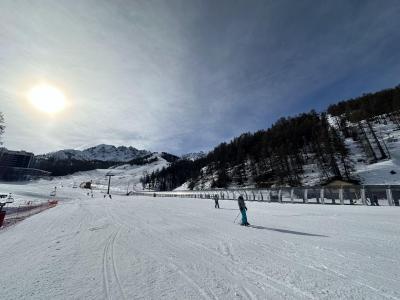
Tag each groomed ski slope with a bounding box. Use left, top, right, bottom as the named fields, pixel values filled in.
left=1, top=191, right=400, bottom=299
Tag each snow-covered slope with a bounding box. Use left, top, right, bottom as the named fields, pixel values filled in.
left=181, top=151, right=206, bottom=161
left=0, top=153, right=169, bottom=208
left=57, top=153, right=170, bottom=193
left=352, top=118, right=400, bottom=185
left=174, top=114, right=400, bottom=190
left=37, top=144, right=150, bottom=162
left=1, top=192, right=399, bottom=299
left=301, top=115, right=400, bottom=185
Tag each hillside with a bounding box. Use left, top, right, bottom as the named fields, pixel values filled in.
left=2, top=152, right=170, bottom=208
left=66, top=152, right=170, bottom=193
left=33, top=144, right=152, bottom=176
left=142, top=85, right=400, bottom=191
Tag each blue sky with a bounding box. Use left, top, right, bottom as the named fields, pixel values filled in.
left=1, top=0, right=400, bottom=155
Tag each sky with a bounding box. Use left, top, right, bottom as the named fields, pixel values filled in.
left=1, top=0, right=400, bottom=155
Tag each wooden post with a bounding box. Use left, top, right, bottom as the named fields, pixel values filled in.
left=304, top=188, right=308, bottom=204
left=339, top=187, right=344, bottom=205
left=361, top=187, right=366, bottom=205
left=320, top=188, right=325, bottom=204
left=386, top=186, right=393, bottom=206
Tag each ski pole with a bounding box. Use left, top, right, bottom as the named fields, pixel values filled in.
left=233, top=212, right=240, bottom=223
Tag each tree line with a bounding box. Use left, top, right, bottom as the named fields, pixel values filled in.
left=141, top=110, right=355, bottom=190
left=142, top=84, right=400, bottom=191
left=327, top=85, right=400, bottom=122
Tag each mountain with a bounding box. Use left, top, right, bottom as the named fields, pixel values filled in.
left=181, top=151, right=206, bottom=161
left=37, top=144, right=150, bottom=162
left=34, top=144, right=152, bottom=176
left=142, top=85, right=400, bottom=191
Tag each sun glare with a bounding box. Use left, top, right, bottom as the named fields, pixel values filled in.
left=27, top=84, right=66, bottom=113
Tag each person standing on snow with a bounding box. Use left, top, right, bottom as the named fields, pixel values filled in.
left=214, top=194, right=220, bottom=208
left=238, top=195, right=249, bottom=226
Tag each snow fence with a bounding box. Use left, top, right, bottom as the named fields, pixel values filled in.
left=133, top=185, right=400, bottom=207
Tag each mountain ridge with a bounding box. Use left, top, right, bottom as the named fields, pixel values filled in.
left=37, top=144, right=151, bottom=162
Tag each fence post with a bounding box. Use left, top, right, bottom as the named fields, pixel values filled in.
left=386, top=186, right=393, bottom=206
left=290, top=189, right=294, bottom=203
left=259, top=190, right=264, bottom=201
left=339, top=187, right=344, bottom=205
left=361, top=187, right=366, bottom=205
left=320, top=188, right=325, bottom=204
left=303, top=188, right=308, bottom=204
left=278, top=189, right=282, bottom=203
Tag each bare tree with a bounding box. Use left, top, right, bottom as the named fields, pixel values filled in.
left=0, top=112, right=5, bottom=145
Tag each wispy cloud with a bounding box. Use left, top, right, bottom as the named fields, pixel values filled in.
left=1, top=0, right=400, bottom=154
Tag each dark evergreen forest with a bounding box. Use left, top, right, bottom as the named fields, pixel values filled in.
left=142, top=85, right=400, bottom=191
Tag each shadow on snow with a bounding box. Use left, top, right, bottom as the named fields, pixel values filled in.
left=248, top=225, right=328, bottom=237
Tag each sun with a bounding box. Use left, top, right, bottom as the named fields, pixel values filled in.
left=27, top=83, right=66, bottom=113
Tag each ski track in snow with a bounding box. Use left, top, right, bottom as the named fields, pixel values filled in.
left=102, top=227, right=126, bottom=300
left=1, top=186, right=400, bottom=300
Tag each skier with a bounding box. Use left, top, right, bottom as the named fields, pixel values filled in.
left=214, top=195, right=220, bottom=208
left=372, top=195, right=379, bottom=206
left=238, top=195, right=249, bottom=226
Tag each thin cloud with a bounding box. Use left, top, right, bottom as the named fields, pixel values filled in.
left=1, top=0, right=400, bottom=155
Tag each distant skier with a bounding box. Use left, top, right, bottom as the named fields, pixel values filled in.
left=214, top=195, right=220, bottom=208
left=372, top=195, right=379, bottom=206
left=238, top=195, right=249, bottom=226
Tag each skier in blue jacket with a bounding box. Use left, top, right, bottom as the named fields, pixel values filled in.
left=238, top=195, right=249, bottom=226
left=214, top=195, right=220, bottom=208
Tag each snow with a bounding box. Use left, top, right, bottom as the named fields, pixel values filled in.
left=73, top=153, right=169, bottom=192
left=0, top=179, right=80, bottom=207
left=174, top=181, right=190, bottom=191
left=352, top=118, right=400, bottom=185
left=1, top=184, right=400, bottom=299
left=181, top=151, right=207, bottom=161
left=0, top=154, right=169, bottom=207
left=303, top=115, right=400, bottom=186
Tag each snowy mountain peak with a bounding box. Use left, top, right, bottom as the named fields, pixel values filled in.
left=181, top=151, right=206, bottom=161
left=38, top=144, right=151, bottom=162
